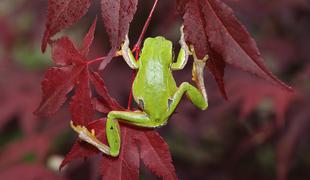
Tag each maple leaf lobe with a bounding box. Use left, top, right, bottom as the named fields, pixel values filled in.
left=137, top=131, right=178, bottom=180
left=81, top=17, right=97, bottom=56
left=69, top=69, right=94, bottom=125
left=34, top=66, right=81, bottom=116
left=42, top=0, right=91, bottom=52
left=51, top=37, right=83, bottom=66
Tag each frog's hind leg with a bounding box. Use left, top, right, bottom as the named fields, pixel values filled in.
left=71, top=111, right=155, bottom=157
left=168, top=46, right=209, bottom=118
left=105, top=110, right=154, bottom=157
left=165, top=82, right=208, bottom=119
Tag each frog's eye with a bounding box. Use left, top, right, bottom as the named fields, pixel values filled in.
left=138, top=99, right=144, bottom=110
left=168, top=99, right=173, bottom=109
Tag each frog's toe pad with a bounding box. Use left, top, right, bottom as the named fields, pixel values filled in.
left=189, top=46, right=208, bottom=65
left=201, top=54, right=209, bottom=62
left=70, top=121, right=111, bottom=155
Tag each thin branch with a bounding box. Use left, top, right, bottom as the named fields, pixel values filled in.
left=132, top=0, right=159, bottom=52
left=87, top=56, right=106, bottom=65
left=127, top=0, right=159, bottom=110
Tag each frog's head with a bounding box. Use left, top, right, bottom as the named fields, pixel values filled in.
left=141, top=36, right=173, bottom=65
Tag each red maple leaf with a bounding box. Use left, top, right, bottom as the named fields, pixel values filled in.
left=35, top=18, right=97, bottom=126
left=176, top=0, right=292, bottom=98
left=41, top=0, right=91, bottom=52
left=136, top=130, right=178, bottom=179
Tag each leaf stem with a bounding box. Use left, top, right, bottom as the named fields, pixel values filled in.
left=87, top=56, right=106, bottom=65
left=127, top=0, right=159, bottom=110
left=132, top=0, right=159, bottom=52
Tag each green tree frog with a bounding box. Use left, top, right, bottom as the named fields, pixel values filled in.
left=71, top=26, right=208, bottom=157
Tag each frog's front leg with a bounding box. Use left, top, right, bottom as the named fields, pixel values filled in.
left=171, top=25, right=191, bottom=70
left=121, top=35, right=139, bottom=69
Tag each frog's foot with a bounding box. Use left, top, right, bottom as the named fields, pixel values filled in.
left=70, top=121, right=111, bottom=155
left=189, top=45, right=208, bottom=102
left=116, top=34, right=130, bottom=57
left=115, top=50, right=122, bottom=56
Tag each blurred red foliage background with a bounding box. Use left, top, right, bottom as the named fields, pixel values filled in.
left=0, top=0, right=309, bottom=179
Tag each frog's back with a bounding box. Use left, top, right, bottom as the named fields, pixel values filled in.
left=132, top=37, right=177, bottom=117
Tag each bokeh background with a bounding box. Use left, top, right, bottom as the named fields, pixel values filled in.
left=0, top=0, right=309, bottom=179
